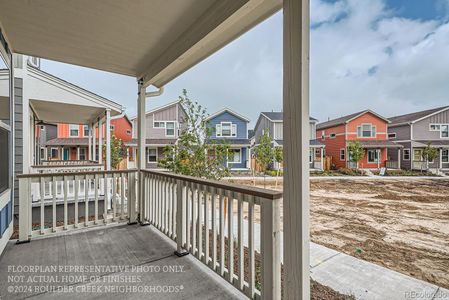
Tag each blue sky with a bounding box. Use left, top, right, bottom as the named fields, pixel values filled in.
left=41, top=0, right=449, bottom=126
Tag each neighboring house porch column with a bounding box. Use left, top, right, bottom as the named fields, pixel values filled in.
left=76, top=146, right=80, bottom=160
left=440, top=147, right=443, bottom=169
left=92, top=122, right=97, bottom=162
left=377, top=149, right=381, bottom=169
left=88, top=124, right=92, bottom=161
left=283, top=0, right=310, bottom=299
left=106, top=109, right=111, bottom=170
left=98, top=118, right=103, bottom=165
left=320, top=147, right=324, bottom=171
left=398, top=148, right=401, bottom=169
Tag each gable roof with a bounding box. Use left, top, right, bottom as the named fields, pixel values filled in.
left=130, top=100, right=182, bottom=121
left=205, top=107, right=250, bottom=122
left=316, top=110, right=390, bottom=130
left=388, top=106, right=449, bottom=125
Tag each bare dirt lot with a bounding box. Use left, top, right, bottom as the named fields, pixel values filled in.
left=234, top=178, right=449, bottom=289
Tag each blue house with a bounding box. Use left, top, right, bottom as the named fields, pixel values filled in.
left=206, top=108, right=251, bottom=171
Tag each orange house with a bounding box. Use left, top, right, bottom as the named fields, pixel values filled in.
left=316, top=110, right=402, bottom=169
left=42, top=115, right=132, bottom=161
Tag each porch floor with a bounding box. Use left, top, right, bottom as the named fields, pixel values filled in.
left=0, top=224, right=243, bottom=300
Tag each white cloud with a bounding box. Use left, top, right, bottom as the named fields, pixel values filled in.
left=310, top=0, right=449, bottom=121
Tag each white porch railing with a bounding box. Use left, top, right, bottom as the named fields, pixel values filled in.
left=40, top=159, right=99, bottom=166
left=386, top=161, right=399, bottom=169
left=140, top=170, right=282, bottom=300
left=31, top=163, right=104, bottom=174
left=412, top=161, right=426, bottom=170
left=17, top=169, right=137, bottom=241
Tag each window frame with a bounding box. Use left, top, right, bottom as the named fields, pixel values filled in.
left=228, top=149, right=241, bottom=163
left=413, top=149, right=422, bottom=161
left=367, top=149, right=379, bottom=163
left=442, top=149, right=449, bottom=163
left=388, top=133, right=396, bottom=139
left=79, top=148, right=86, bottom=160
left=147, top=148, right=158, bottom=163
left=340, top=148, right=346, bottom=161
left=429, top=124, right=441, bottom=131
left=358, top=123, right=376, bottom=138
left=165, top=121, right=176, bottom=137
left=329, top=133, right=336, bottom=139
left=83, top=125, right=89, bottom=137
left=50, top=147, right=60, bottom=160
left=403, top=149, right=410, bottom=161
left=220, top=122, right=233, bottom=137
left=69, top=124, right=80, bottom=137
left=441, top=124, right=449, bottom=138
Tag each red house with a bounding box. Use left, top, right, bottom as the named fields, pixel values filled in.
left=316, top=110, right=402, bottom=169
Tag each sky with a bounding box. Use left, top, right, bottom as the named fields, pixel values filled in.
left=41, top=0, right=449, bottom=126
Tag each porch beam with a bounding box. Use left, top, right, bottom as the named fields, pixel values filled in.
left=283, top=0, right=310, bottom=299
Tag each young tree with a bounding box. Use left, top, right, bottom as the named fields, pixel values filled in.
left=158, top=89, right=230, bottom=180
left=274, top=146, right=283, bottom=188
left=254, top=130, right=274, bottom=188
left=347, top=141, right=364, bottom=169
left=103, top=135, right=127, bottom=169
left=422, top=142, right=439, bottom=171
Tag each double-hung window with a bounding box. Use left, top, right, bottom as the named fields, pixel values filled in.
left=413, top=149, right=422, bottom=161
left=50, top=148, right=59, bottom=160
left=442, top=149, right=449, bottom=163
left=83, top=125, right=89, bottom=137
left=148, top=148, right=157, bottom=162
left=441, top=125, right=449, bottom=138
left=166, top=122, right=175, bottom=136
left=79, top=148, right=86, bottom=160
left=340, top=149, right=346, bottom=161
left=228, top=149, right=241, bottom=163
left=216, top=122, right=236, bottom=137
left=358, top=124, right=376, bottom=138
left=69, top=124, right=79, bottom=137
left=403, top=149, right=410, bottom=160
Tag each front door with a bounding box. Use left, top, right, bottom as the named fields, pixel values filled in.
left=63, top=148, right=69, bottom=160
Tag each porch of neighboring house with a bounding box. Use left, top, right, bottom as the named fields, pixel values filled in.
left=125, top=139, right=176, bottom=170
left=346, top=140, right=403, bottom=169
left=310, top=140, right=325, bottom=171
left=410, top=142, right=449, bottom=171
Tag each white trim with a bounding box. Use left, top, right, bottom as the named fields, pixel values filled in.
left=388, top=132, right=396, bottom=139
left=429, top=123, right=441, bottom=131
left=0, top=189, right=10, bottom=211
left=440, top=124, right=449, bottom=139
left=147, top=147, right=158, bottom=163
left=412, top=106, right=449, bottom=124
left=50, top=147, right=59, bottom=159
left=357, top=123, right=377, bottom=138
left=403, top=148, right=410, bottom=161
left=69, top=124, right=79, bottom=137
left=329, top=133, right=336, bottom=139
left=165, top=121, right=176, bottom=137
left=217, top=121, right=236, bottom=138
left=346, top=110, right=391, bottom=124
left=205, top=107, right=250, bottom=122
left=0, top=223, right=12, bottom=256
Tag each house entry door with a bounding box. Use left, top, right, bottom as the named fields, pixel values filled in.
left=63, top=148, right=69, bottom=160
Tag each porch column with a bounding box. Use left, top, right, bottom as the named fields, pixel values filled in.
left=88, top=124, right=92, bottom=161
left=283, top=0, right=310, bottom=299
left=106, top=109, right=111, bottom=170
left=440, top=148, right=443, bottom=169
left=92, top=122, right=97, bottom=162
left=76, top=146, right=80, bottom=160
left=98, top=118, right=103, bottom=164
left=398, top=148, right=401, bottom=169
left=377, top=149, right=381, bottom=169
left=137, top=81, right=147, bottom=223
left=320, top=147, right=324, bottom=170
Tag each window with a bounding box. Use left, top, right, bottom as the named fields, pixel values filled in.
left=403, top=149, right=410, bottom=160
left=166, top=122, right=175, bottom=136
left=221, top=122, right=232, bottom=137
left=40, top=125, right=45, bottom=130
left=110, top=125, right=115, bottom=130
left=367, top=150, right=379, bottom=163
left=126, top=129, right=131, bottom=135
left=441, top=125, right=449, bottom=138
left=69, top=124, right=79, bottom=137
left=228, top=149, right=241, bottom=163
left=413, top=149, right=422, bottom=161
left=340, top=149, right=346, bottom=161
left=0, top=128, right=9, bottom=194
left=79, top=148, right=86, bottom=160
left=0, top=50, right=11, bottom=195
left=40, top=148, right=45, bottom=160
left=148, top=148, right=157, bottom=162
left=321, top=131, right=325, bottom=139
left=50, top=148, right=59, bottom=159
left=430, top=124, right=441, bottom=131
left=83, top=125, right=89, bottom=137
left=154, top=121, right=165, bottom=128
left=216, top=122, right=236, bottom=137
left=358, top=124, right=376, bottom=138
left=309, top=150, right=313, bottom=163
left=330, top=133, right=336, bottom=139
left=388, top=133, right=396, bottom=139
left=315, top=148, right=321, bottom=156
left=442, top=149, right=449, bottom=163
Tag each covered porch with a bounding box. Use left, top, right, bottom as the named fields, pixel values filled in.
left=348, top=140, right=403, bottom=170
left=0, top=0, right=311, bottom=299
left=410, top=141, right=449, bottom=171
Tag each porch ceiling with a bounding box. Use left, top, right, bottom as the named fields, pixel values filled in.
left=0, top=0, right=282, bottom=87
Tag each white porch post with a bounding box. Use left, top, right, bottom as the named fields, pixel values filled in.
left=137, top=80, right=147, bottom=223
left=92, top=122, right=97, bottom=162
left=76, top=146, right=80, bottom=160
left=283, top=0, right=310, bottom=299
left=106, top=109, right=111, bottom=170
left=398, top=148, right=401, bottom=169
left=88, top=124, right=92, bottom=161
left=377, top=149, right=381, bottom=169
left=440, top=148, right=443, bottom=169
left=98, top=118, right=103, bottom=164
left=320, top=147, right=324, bottom=170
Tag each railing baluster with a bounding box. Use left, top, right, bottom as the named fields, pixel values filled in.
left=211, top=187, right=217, bottom=270
left=227, top=190, right=234, bottom=284
left=103, top=173, right=108, bottom=223
left=219, top=189, right=225, bottom=276
left=40, top=177, right=45, bottom=235
left=185, top=181, right=191, bottom=252
left=84, top=174, right=89, bottom=226
left=197, top=183, right=202, bottom=260
left=74, top=176, right=79, bottom=228
left=52, top=176, right=57, bottom=232
left=63, top=176, right=68, bottom=230
left=204, top=186, right=210, bottom=265
left=94, top=174, right=99, bottom=224
left=157, top=175, right=162, bottom=229
left=162, top=177, right=166, bottom=233
left=248, top=194, right=255, bottom=299
left=121, top=173, right=125, bottom=220
left=192, top=182, right=197, bottom=256
left=237, top=193, right=244, bottom=290
left=112, top=173, right=117, bottom=221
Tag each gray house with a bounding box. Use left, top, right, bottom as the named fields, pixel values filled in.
left=128, top=101, right=187, bottom=169
left=253, top=112, right=325, bottom=170
left=388, top=106, right=449, bottom=171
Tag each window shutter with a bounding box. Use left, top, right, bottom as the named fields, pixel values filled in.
left=232, top=124, right=237, bottom=136
left=372, top=126, right=376, bottom=137
left=216, top=124, right=221, bottom=137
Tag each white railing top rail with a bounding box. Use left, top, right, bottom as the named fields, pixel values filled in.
left=141, top=169, right=283, bottom=201
left=18, top=168, right=137, bottom=179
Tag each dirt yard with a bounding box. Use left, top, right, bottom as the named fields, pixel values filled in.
left=234, top=178, right=449, bottom=289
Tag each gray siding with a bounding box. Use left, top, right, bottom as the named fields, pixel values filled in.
left=254, top=115, right=273, bottom=144
left=388, top=124, right=410, bottom=141
left=13, top=77, right=22, bottom=214
left=413, top=109, right=449, bottom=140
left=273, top=122, right=283, bottom=140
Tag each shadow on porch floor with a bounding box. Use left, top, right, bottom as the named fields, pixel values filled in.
left=0, top=224, right=243, bottom=300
